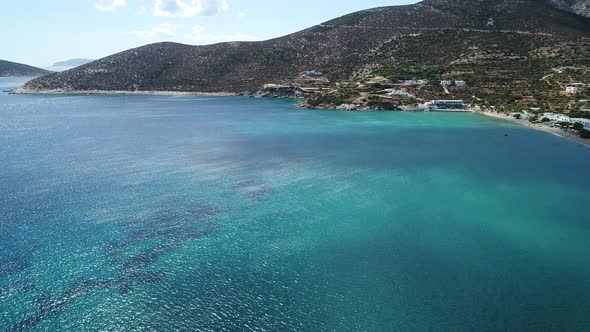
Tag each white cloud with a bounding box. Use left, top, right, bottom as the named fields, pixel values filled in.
left=95, top=0, right=126, bottom=11
left=153, top=0, right=229, bottom=17
left=123, top=23, right=181, bottom=39
left=122, top=24, right=259, bottom=45
left=184, top=25, right=259, bottom=44
left=236, top=11, right=245, bottom=17
left=139, top=5, right=147, bottom=15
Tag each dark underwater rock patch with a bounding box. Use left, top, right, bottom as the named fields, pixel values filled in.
left=7, top=203, right=225, bottom=331
left=0, top=255, right=31, bottom=279
left=0, top=281, right=35, bottom=300
left=7, top=316, right=42, bottom=332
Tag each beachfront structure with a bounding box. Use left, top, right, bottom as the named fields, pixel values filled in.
left=566, top=87, right=578, bottom=94
left=387, top=90, right=412, bottom=98
left=543, top=113, right=571, bottom=122
left=430, top=100, right=465, bottom=108
left=539, top=113, right=590, bottom=129
left=572, top=118, right=590, bottom=129
left=510, top=113, right=530, bottom=120
left=440, top=80, right=453, bottom=86
left=455, top=81, right=466, bottom=87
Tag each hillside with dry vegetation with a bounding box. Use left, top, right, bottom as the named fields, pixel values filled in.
left=16, top=0, right=590, bottom=114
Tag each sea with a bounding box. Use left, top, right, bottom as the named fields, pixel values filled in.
left=1, top=77, right=590, bottom=331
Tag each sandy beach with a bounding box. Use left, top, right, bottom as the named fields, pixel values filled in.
left=478, top=111, right=590, bottom=148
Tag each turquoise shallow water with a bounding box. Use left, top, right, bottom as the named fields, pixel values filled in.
left=1, top=77, right=590, bottom=331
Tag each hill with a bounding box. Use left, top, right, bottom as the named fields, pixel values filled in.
left=0, top=60, right=50, bottom=77
left=16, top=0, right=590, bottom=105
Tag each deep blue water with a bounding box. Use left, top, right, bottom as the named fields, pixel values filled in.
left=1, top=77, right=590, bottom=331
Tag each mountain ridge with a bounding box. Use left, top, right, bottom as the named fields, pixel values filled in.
left=17, top=0, right=590, bottom=95
left=0, top=60, right=51, bottom=77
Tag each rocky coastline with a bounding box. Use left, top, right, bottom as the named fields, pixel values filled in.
left=298, top=100, right=405, bottom=111
left=10, top=87, right=239, bottom=96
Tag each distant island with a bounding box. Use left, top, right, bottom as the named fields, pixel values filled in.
left=51, top=58, right=94, bottom=68
left=47, top=58, right=95, bottom=72
left=0, top=60, right=50, bottom=77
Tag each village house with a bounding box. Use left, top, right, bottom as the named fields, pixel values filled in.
left=399, top=80, right=428, bottom=86
left=455, top=81, right=466, bottom=87
left=440, top=80, right=453, bottom=87
left=387, top=90, right=412, bottom=98
left=303, top=70, right=324, bottom=77
left=566, top=86, right=578, bottom=94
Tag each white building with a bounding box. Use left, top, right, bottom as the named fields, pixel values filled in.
left=430, top=100, right=465, bottom=108
left=400, top=80, right=428, bottom=86
left=571, top=118, right=590, bottom=129
left=543, top=113, right=571, bottom=122
left=566, top=87, right=578, bottom=94
left=303, top=70, right=324, bottom=77
left=538, top=113, right=590, bottom=129
left=455, top=81, right=466, bottom=87
left=387, top=90, right=412, bottom=98
left=440, top=80, right=453, bottom=87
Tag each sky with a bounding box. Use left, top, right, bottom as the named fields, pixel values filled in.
left=2, top=0, right=419, bottom=67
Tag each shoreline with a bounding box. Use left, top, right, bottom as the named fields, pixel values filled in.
left=10, top=88, right=239, bottom=97
left=477, top=111, right=590, bottom=148
left=6, top=87, right=590, bottom=148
